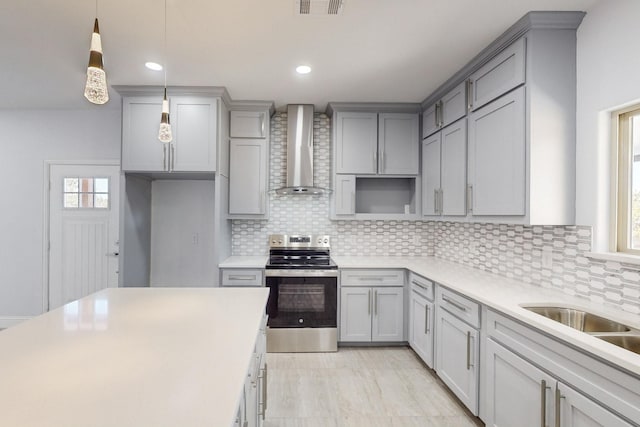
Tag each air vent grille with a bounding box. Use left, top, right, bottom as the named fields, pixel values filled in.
left=295, top=0, right=345, bottom=16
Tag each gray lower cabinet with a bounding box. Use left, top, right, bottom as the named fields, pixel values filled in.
left=229, top=139, right=268, bottom=216
left=221, top=268, right=264, bottom=287
left=235, top=315, right=267, bottom=427
left=484, top=309, right=639, bottom=427
left=408, top=274, right=435, bottom=368
left=122, top=95, right=218, bottom=173
left=340, top=286, right=404, bottom=343
left=435, top=286, right=480, bottom=415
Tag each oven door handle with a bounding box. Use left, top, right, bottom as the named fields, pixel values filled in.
left=265, top=269, right=338, bottom=278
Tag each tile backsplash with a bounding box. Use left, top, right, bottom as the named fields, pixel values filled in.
left=232, top=113, right=640, bottom=315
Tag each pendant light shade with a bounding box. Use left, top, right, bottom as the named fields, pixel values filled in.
left=84, top=18, right=109, bottom=104
left=158, top=88, right=173, bottom=143
left=158, top=0, right=173, bottom=143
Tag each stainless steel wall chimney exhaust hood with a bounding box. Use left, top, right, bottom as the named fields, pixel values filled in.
left=274, top=104, right=330, bottom=195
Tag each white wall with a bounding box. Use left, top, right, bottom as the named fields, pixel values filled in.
left=576, top=0, right=640, bottom=251
left=0, top=107, right=121, bottom=323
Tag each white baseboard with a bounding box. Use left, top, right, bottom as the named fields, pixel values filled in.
left=0, top=316, right=32, bottom=329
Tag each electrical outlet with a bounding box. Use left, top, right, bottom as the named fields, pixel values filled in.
left=542, top=248, right=553, bottom=268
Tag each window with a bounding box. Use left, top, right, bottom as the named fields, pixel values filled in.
left=616, top=107, right=640, bottom=255
left=63, top=177, right=110, bottom=209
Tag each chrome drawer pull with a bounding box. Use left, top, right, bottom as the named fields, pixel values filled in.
left=442, top=296, right=467, bottom=312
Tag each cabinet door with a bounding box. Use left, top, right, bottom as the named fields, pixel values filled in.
left=340, top=287, right=372, bottom=342
left=421, top=133, right=441, bottom=217
left=171, top=97, right=217, bottom=172
left=229, top=139, right=267, bottom=215
left=122, top=96, right=165, bottom=172
left=422, top=103, right=440, bottom=139
left=230, top=111, right=267, bottom=138
left=334, top=175, right=356, bottom=216
left=409, top=290, right=434, bottom=368
left=335, top=112, right=378, bottom=174
left=436, top=308, right=479, bottom=415
left=469, top=37, right=526, bottom=111
left=557, top=382, right=633, bottom=427
left=372, top=287, right=404, bottom=342
left=378, top=113, right=419, bottom=175
left=468, top=87, right=525, bottom=216
left=485, top=339, right=555, bottom=427
left=440, top=118, right=467, bottom=216
left=441, top=81, right=467, bottom=127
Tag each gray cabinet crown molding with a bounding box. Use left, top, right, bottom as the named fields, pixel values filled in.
left=326, top=102, right=421, bottom=115
left=113, top=85, right=233, bottom=107
left=229, top=100, right=276, bottom=117
left=420, top=10, right=586, bottom=110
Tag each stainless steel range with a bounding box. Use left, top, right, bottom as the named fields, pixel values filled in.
left=265, top=234, right=338, bottom=353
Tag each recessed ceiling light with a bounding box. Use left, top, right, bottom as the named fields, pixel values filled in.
left=296, top=65, right=312, bottom=74
left=145, top=62, right=163, bottom=71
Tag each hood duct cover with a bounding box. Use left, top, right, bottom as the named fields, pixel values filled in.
left=274, top=104, right=330, bottom=196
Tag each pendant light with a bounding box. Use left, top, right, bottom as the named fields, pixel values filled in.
left=84, top=0, right=109, bottom=104
left=158, top=0, right=173, bottom=143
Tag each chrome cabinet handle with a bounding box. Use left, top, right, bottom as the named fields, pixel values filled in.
left=434, top=102, right=441, bottom=128
left=467, top=185, right=473, bottom=214
left=368, top=289, right=371, bottom=315
left=372, top=151, right=377, bottom=171
left=260, top=113, right=265, bottom=137
left=466, top=331, right=472, bottom=370
left=425, top=305, right=430, bottom=334
left=438, top=100, right=444, bottom=127
left=380, top=150, right=385, bottom=173
left=374, top=289, right=378, bottom=315
left=228, top=275, right=256, bottom=281
left=555, top=384, right=564, bottom=427
left=541, top=380, right=548, bottom=427
left=439, top=189, right=444, bottom=215
left=466, top=79, right=473, bottom=111
left=162, top=144, right=167, bottom=171
left=360, top=276, right=384, bottom=281
left=411, top=279, right=429, bottom=291
left=351, top=190, right=356, bottom=214
left=258, top=364, right=267, bottom=419
left=260, top=191, right=264, bottom=214
left=442, top=296, right=467, bottom=312
left=170, top=144, right=175, bottom=171
left=434, top=189, right=438, bottom=215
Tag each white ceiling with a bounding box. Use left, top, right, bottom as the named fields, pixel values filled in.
left=0, top=0, right=598, bottom=111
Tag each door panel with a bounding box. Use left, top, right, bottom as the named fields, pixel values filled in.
left=171, top=97, right=217, bottom=172
left=441, top=118, right=467, bottom=216
left=379, top=113, right=419, bottom=175
left=558, top=382, right=633, bottom=427
left=421, top=133, right=441, bottom=217
left=340, top=287, right=372, bottom=341
left=335, top=112, right=378, bottom=174
left=49, top=164, right=120, bottom=310
left=372, top=287, right=403, bottom=342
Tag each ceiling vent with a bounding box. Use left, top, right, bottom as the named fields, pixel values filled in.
left=296, top=0, right=345, bottom=16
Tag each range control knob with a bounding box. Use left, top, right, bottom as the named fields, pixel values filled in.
left=324, top=239, right=328, bottom=244
left=298, top=318, right=304, bottom=324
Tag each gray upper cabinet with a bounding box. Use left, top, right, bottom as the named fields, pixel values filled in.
left=122, top=95, right=217, bottom=173
left=422, top=81, right=467, bottom=139
left=229, top=139, right=267, bottom=215
left=334, top=174, right=356, bottom=216
left=468, top=87, right=525, bottom=216
left=229, top=111, right=268, bottom=138
left=228, top=104, right=272, bottom=219
left=422, top=118, right=466, bottom=217
left=336, top=111, right=419, bottom=175
left=378, top=113, right=419, bottom=175
left=335, top=112, right=378, bottom=174
left=468, top=37, right=526, bottom=112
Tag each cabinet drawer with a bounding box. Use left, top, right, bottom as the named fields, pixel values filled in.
left=469, top=37, right=525, bottom=111
left=341, top=269, right=405, bottom=286
left=436, top=286, right=480, bottom=328
left=222, top=269, right=264, bottom=287
left=409, top=272, right=434, bottom=301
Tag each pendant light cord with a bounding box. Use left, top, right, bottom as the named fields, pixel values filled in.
left=164, top=0, right=168, bottom=88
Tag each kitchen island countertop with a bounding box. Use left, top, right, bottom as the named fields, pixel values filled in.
left=0, top=287, right=269, bottom=427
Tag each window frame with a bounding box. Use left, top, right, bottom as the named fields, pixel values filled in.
left=614, top=106, right=640, bottom=255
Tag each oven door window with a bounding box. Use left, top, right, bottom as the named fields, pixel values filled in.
left=266, top=276, right=337, bottom=328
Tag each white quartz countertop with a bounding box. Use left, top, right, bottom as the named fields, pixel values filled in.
left=219, top=256, right=268, bottom=269
left=333, top=256, right=640, bottom=377
left=0, top=287, right=269, bottom=427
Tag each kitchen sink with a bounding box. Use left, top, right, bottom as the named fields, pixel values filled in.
left=595, top=335, right=640, bottom=355
left=522, top=306, right=631, bottom=333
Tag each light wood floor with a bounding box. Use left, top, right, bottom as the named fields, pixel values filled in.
left=264, top=346, right=484, bottom=427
